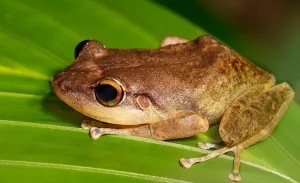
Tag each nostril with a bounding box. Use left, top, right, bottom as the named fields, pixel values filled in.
left=52, top=75, right=67, bottom=91
left=53, top=75, right=83, bottom=94
left=52, top=72, right=91, bottom=95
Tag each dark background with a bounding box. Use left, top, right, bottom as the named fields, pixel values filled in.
left=154, top=0, right=300, bottom=104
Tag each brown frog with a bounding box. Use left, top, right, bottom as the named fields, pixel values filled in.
left=51, top=35, right=295, bottom=182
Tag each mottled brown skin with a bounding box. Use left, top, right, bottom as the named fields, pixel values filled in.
left=52, top=35, right=295, bottom=182
left=53, top=36, right=275, bottom=125
left=219, top=83, right=294, bottom=146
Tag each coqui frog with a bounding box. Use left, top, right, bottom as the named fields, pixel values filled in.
left=52, top=35, right=294, bottom=182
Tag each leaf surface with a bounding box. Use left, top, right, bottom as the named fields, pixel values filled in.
left=0, top=0, right=299, bottom=182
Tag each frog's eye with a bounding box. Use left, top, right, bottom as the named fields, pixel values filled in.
left=74, top=40, right=90, bottom=59
left=95, top=79, right=125, bottom=107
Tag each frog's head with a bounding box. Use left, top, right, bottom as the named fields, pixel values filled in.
left=52, top=40, right=165, bottom=125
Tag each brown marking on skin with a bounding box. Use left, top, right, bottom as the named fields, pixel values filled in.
left=249, top=104, right=260, bottom=111
left=52, top=35, right=282, bottom=126
left=136, top=95, right=152, bottom=110
left=219, top=83, right=294, bottom=146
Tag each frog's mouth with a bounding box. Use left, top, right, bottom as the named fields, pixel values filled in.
left=51, top=70, right=97, bottom=116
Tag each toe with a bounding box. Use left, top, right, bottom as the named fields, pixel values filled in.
left=179, top=158, right=192, bottom=169
left=81, top=120, right=92, bottom=129
left=90, top=127, right=102, bottom=140
left=228, top=170, right=241, bottom=182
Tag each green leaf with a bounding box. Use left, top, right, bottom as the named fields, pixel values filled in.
left=0, top=0, right=299, bottom=182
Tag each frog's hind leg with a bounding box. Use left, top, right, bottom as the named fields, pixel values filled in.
left=180, top=146, right=234, bottom=168
left=180, top=140, right=244, bottom=181
left=180, top=82, right=294, bottom=182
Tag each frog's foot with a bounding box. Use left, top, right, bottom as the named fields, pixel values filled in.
left=90, top=127, right=103, bottom=140
left=228, top=170, right=241, bottom=182
left=197, top=142, right=223, bottom=150
left=180, top=145, right=242, bottom=182
left=81, top=120, right=94, bottom=129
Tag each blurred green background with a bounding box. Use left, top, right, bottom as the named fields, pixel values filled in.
left=154, top=0, right=300, bottom=104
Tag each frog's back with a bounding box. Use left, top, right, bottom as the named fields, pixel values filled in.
left=157, top=36, right=275, bottom=124
left=98, top=36, right=275, bottom=125
left=178, top=36, right=275, bottom=124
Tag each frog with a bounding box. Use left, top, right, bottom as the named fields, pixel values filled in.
left=51, top=35, right=295, bottom=182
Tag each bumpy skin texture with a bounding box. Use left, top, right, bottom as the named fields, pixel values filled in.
left=52, top=35, right=274, bottom=126
left=52, top=35, right=295, bottom=182
left=219, top=83, right=294, bottom=146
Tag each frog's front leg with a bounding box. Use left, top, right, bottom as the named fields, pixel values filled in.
left=180, top=82, right=294, bottom=182
left=82, top=110, right=209, bottom=140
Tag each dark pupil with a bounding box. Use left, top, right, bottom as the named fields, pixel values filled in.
left=95, top=84, right=118, bottom=102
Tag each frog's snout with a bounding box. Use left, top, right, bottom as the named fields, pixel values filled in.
left=51, top=72, right=77, bottom=100
left=51, top=73, right=66, bottom=94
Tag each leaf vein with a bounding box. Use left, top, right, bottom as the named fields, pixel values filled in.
left=0, top=159, right=190, bottom=183
left=0, top=119, right=297, bottom=182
